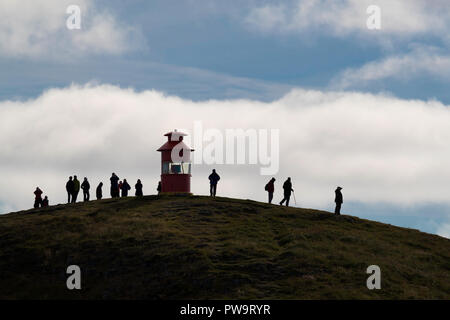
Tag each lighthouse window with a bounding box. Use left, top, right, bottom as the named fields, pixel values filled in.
left=163, top=162, right=191, bottom=174
left=171, top=164, right=182, bottom=174
left=162, top=162, right=170, bottom=174
left=182, top=163, right=191, bottom=174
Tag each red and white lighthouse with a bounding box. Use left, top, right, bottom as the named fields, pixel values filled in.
left=157, top=130, right=194, bottom=193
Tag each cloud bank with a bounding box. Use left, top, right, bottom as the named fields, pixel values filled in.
left=332, top=46, right=450, bottom=89
left=0, top=0, right=141, bottom=58
left=245, top=0, right=450, bottom=38
left=1, top=84, right=450, bottom=221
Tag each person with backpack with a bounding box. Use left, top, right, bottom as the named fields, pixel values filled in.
left=121, top=179, right=131, bottom=197
left=208, top=169, right=220, bottom=197
left=66, top=176, right=74, bottom=204
left=135, top=179, right=143, bottom=196
left=33, top=187, right=43, bottom=208
left=279, top=177, right=294, bottom=207
left=265, top=178, right=276, bottom=204
left=96, top=182, right=103, bottom=200
left=72, top=175, right=80, bottom=203
left=335, top=187, right=343, bottom=215
left=81, top=177, right=90, bottom=202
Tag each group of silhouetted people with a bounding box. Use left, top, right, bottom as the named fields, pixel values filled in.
left=207, top=169, right=343, bottom=215
left=34, top=168, right=344, bottom=215
left=65, top=176, right=80, bottom=203
left=106, top=173, right=145, bottom=199
left=264, top=177, right=294, bottom=206
left=56, top=174, right=145, bottom=205
left=109, top=173, right=143, bottom=198
left=206, top=169, right=344, bottom=215
left=33, top=173, right=155, bottom=208
left=263, top=177, right=295, bottom=206
left=63, top=173, right=145, bottom=204
left=65, top=176, right=94, bottom=203
left=264, top=176, right=343, bottom=215
left=33, top=187, right=48, bottom=208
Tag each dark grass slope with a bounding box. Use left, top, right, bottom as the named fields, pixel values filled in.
left=0, top=195, right=448, bottom=299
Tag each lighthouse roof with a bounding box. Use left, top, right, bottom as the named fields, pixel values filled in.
left=157, top=130, right=194, bottom=151
left=157, top=140, right=194, bottom=152
left=164, top=130, right=187, bottom=137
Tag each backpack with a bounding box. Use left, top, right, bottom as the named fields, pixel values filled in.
left=264, top=183, right=269, bottom=191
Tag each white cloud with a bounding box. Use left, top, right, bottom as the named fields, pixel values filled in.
left=1, top=84, right=450, bottom=219
left=245, top=0, right=450, bottom=38
left=332, top=46, right=450, bottom=89
left=0, top=0, right=140, bottom=58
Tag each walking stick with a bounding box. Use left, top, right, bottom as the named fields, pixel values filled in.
left=292, top=190, right=297, bottom=206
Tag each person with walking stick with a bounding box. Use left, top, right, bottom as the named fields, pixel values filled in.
left=279, top=177, right=294, bottom=207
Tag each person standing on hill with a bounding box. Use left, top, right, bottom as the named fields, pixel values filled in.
left=81, top=177, right=90, bottom=202
left=42, top=196, right=49, bottom=208
left=208, top=169, right=220, bottom=197
left=66, top=176, right=74, bottom=204
left=265, top=178, right=276, bottom=204
left=135, top=179, right=143, bottom=196
left=157, top=181, right=162, bottom=194
left=121, top=179, right=131, bottom=197
left=279, top=177, right=294, bottom=207
left=72, top=176, right=80, bottom=203
left=34, top=187, right=43, bottom=208
left=96, top=182, right=103, bottom=200
left=118, top=181, right=123, bottom=195
left=335, top=187, right=343, bottom=215
left=110, top=173, right=119, bottom=198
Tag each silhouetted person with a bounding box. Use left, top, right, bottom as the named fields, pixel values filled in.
left=280, top=177, right=294, bottom=207
left=66, top=176, right=74, bottom=204
left=96, top=182, right=103, bottom=200
left=81, top=177, right=90, bottom=202
left=265, top=178, right=276, bottom=204
left=335, top=187, right=343, bottom=215
left=110, top=173, right=119, bottom=198
left=121, top=179, right=131, bottom=197
left=208, top=169, right=220, bottom=197
left=118, top=181, right=123, bottom=196
left=72, top=175, right=80, bottom=203
left=42, top=196, right=49, bottom=208
left=34, top=187, right=43, bottom=208
left=135, top=179, right=143, bottom=196
left=157, top=181, right=162, bottom=194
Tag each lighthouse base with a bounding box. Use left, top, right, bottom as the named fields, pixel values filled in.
left=159, top=192, right=193, bottom=196
left=160, top=174, right=191, bottom=193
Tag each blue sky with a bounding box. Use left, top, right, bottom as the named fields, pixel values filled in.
left=2, top=0, right=449, bottom=103
left=1, top=0, right=450, bottom=238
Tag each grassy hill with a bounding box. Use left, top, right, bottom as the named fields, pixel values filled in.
left=0, top=195, right=448, bottom=299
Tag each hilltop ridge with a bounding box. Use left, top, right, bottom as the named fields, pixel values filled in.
left=0, top=195, right=448, bottom=299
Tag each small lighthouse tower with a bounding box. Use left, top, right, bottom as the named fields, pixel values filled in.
left=157, top=130, right=194, bottom=193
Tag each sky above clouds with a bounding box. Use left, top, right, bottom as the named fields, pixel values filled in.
left=0, top=0, right=449, bottom=238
